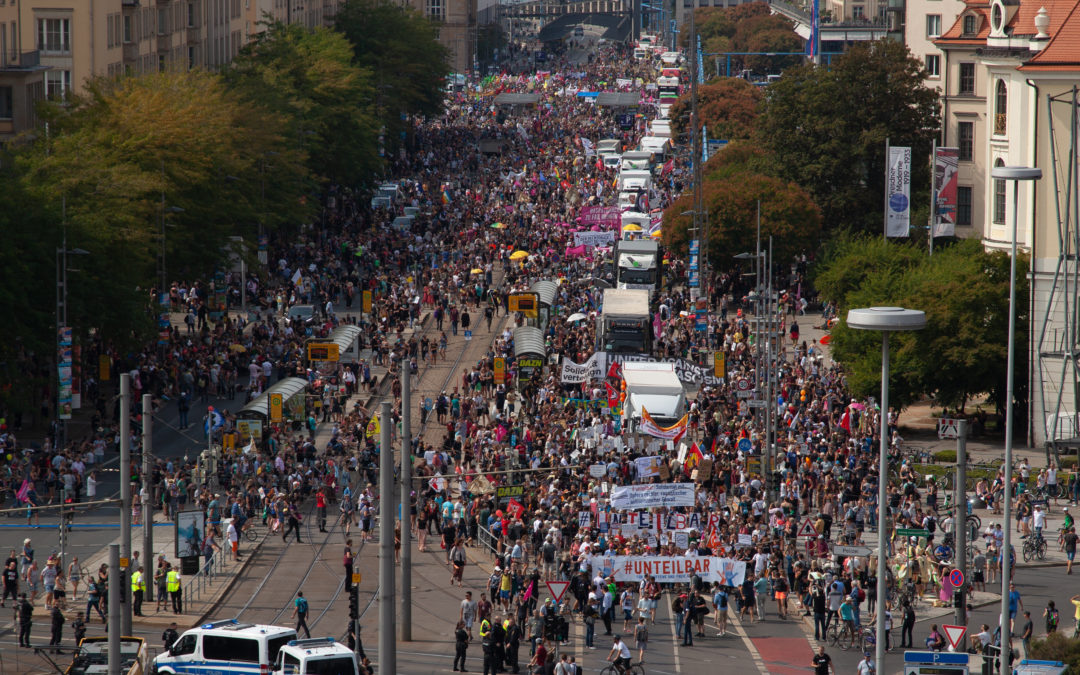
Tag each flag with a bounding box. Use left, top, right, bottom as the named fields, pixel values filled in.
left=365, top=414, right=380, bottom=439
left=788, top=411, right=801, bottom=430
left=554, top=167, right=561, bottom=181
left=639, top=407, right=689, bottom=440
left=707, top=528, right=720, bottom=551
left=243, top=438, right=255, bottom=455
left=291, top=268, right=302, bottom=287
left=15, top=479, right=31, bottom=504
left=580, top=137, right=595, bottom=156
left=607, top=359, right=621, bottom=379
left=684, top=442, right=704, bottom=470
left=522, top=579, right=534, bottom=603
left=441, top=190, right=451, bottom=205
left=839, top=411, right=851, bottom=433
left=606, top=382, right=620, bottom=409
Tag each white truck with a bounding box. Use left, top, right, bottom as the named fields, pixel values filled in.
left=621, top=362, right=687, bottom=431
left=272, top=638, right=359, bottom=675
left=615, top=238, right=662, bottom=297
left=600, top=288, right=652, bottom=354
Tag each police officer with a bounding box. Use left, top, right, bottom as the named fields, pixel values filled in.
left=162, top=622, right=179, bottom=651
left=479, top=617, right=494, bottom=675
left=166, top=562, right=182, bottom=614
left=131, top=565, right=146, bottom=616
left=17, top=592, right=33, bottom=647
left=492, top=616, right=506, bottom=672
left=50, top=605, right=65, bottom=653
left=504, top=616, right=522, bottom=674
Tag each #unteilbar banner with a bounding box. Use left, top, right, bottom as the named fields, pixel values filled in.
left=591, top=555, right=747, bottom=586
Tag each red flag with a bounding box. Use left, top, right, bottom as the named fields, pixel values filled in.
left=508, top=498, right=525, bottom=519
left=684, top=443, right=704, bottom=470
left=839, top=411, right=851, bottom=433
left=606, top=382, right=620, bottom=409
left=607, top=359, right=621, bottom=379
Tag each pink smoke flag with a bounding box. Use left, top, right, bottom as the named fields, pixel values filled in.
left=522, top=580, right=534, bottom=603
left=15, top=479, right=31, bottom=503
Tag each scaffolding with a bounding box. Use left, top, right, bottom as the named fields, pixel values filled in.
left=1036, top=86, right=1080, bottom=462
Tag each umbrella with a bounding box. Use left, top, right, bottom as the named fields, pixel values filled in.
left=491, top=222, right=505, bottom=229
left=471, top=268, right=484, bottom=274
left=622, top=223, right=642, bottom=232
left=819, top=334, right=832, bottom=346
left=229, top=344, right=247, bottom=353
left=509, top=250, right=529, bottom=261
left=649, top=230, right=662, bottom=239
left=566, top=312, right=587, bottom=322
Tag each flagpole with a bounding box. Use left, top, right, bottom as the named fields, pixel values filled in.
left=930, top=139, right=937, bottom=257
left=883, top=137, right=890, bottom=240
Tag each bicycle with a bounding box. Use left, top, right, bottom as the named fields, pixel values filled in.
left=599, top=661, right=645, bottom=675
left=1022, top=533, right=1047, bottom=562
left=243, top=522, right=260, bottom=542
left=857, top=626, right=878, bottom=654
left=828, top=621, right=857, bottom=650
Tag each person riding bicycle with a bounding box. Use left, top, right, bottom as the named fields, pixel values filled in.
left=607, top=635, right=632, bottom=673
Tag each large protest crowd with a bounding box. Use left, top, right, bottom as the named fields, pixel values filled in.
left=3, top=27, right=1079, bottom=675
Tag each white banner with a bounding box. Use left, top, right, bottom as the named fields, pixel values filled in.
left=591, top=556, right=747, bottom=586
left=560, top=352, right=607, bottom=384
left=611, top=482, right=696, bottom=510
left=574, top=231, right=617, bottom=247
left=886, top=146, right=911, bottom=237
left=634, top=456, right=663, bottom=479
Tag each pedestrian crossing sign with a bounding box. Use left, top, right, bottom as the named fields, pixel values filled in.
left=797, top=519, right=817, bottom=539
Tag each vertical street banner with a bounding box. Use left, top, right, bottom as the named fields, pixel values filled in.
left=933, top=147, right=960, bottom=238
left=688, top=239, right=700, bottom=289
left=58, top=326, right=73, bottom=420
left=886, top=146, right=912, bottom=237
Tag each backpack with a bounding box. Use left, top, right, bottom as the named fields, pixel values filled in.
left=635, top=623, right=648, bottom=642
left=1047, top=608, right=1059, bottom=630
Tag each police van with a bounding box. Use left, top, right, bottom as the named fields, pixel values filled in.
left=149, top=619, right=297, bottom=675
left=272, top=638, right=359, bottom=675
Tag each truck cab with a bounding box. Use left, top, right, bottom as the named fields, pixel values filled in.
left=272, top=638, right=359, bottom=675
left=615, top=239, right=663, bottom=297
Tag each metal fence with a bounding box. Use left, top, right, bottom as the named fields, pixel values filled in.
left=184, top=547, right=231, bottom=604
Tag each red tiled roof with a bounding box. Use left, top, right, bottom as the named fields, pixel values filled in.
left=938, top=2, right=991, bottom=42
left=1008, top=0, right=1079, bottom=36
left=1021, top=0, right=1080, bottom=66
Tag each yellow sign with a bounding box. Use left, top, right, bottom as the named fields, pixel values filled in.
left=237, top=419, right=263, bottom=440
left=99, top=355, right=111, bottom=381
left=493, top=357, right=506, bottom=385
left=365, top=413, right=380, bottom=439
left=351, top=573, right=362, bottom=584
left=269, top=393, right=283, bottom=423
left=507, top=292, right=539, bottom=318
left=119, top=557, right=129, bottom=569
left=306, top=342, right=340, bottom=362
left=362, top=290, right=372, bottom=314
left=714, top=351, right=726, bottom=378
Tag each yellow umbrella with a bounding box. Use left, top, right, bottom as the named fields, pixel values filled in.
left=509, top=250, right=529, bottom=261
left=622, top=223, right=642, bottom=232
left=649, top=229, right=662, bottom=239
left=471, top=268, right=484, bottom=274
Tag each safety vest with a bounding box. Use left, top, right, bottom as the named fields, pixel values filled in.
left=166, top=570, right=180, bottom=593
left=479, top=619, right=491, bottom=639
left=131, top=571, right=145, bottom=593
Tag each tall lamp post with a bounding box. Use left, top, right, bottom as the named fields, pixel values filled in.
left=990, top=165, right=1041, bottom=675
left=846, top=306, right=926, bottom=675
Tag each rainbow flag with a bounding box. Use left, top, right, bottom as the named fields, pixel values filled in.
left=441, top=190, right=451, bottom=205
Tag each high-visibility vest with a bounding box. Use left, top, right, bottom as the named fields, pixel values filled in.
left=131, top=571, right=145, bottom=593
left=166, top=570, right=180, bottom=593
left=479, top=619, right=491, bottom=639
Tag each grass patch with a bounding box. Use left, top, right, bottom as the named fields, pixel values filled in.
left=934, top=450, right=957, bottom=463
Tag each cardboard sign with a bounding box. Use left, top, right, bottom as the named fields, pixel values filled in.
left=696, top=459, right=713, bottom=481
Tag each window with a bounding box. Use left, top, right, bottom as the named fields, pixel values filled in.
left=995, top=79, right=1007, bottom=134
left=993, top=158, right=1006, bottom=224
left=188, top=45, right=195, bottom=69
left=202, top=636, right=260, bottom=662
left=45, top=70, right=72, bottom=99
left=124, top=15, right=132, bottom=43
left=959, top=62, right=975, bottom=95
left=426, top=0, right=444, bottom=20
left=925, top=54, right=940, bottom=77
left=926, top=14, right=941, bottom=37
left=37, top=18, right=71, bottom=54
left=171, top=635, right=196, bottom=656
left=958, top=121, right=974, bottom=161
left=0, top=86, right=12, bottom=120
left=853, top=5, right=865, bottom=19
left=187, top=2, right=196, bottom=28
left=962, top=14, right=977, bottom=34
left=158, top=8, right=167, bottom=34
left=957, top=186, right=973, bottom=226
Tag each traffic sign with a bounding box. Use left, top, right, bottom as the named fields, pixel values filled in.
left=949, top=568, right=965, bottom=587
left=747, top=400, right=766, bottom=408
left=897, top=528, right=930, bottom=538
left=903, top=651, right=968, bottom=665
left=797, top=519, right=818, bottom=539
left=736, top=378, right=751, bottom=391
left=938, top=417, right=959, bottom=439
left=547, top=580, right=571, bottom=604
left=351, top=573, right=362, bottom=584
left=942, top=624, right=967, bottom=651
left=832, top=544, right=873, bottom=557
left=119, top=557, right=129, bottom=569
left=737, top=438, right=752, bottom=453
left=424, top=397, right=433, bottom=411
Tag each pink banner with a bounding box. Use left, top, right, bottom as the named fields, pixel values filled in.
left=578, top=206, right=622, bottom=228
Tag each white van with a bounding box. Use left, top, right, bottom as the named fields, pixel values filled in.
left=273, top=638, right=359, bottom=675
left=661, top=51, right=681, bottom=66
left=618, top=169, right=652, bottom=192
left=633, top=47, right=649, bottom=60
left=639, top=136, right=670, bottom=160
left=151, top=620, right=298, bottom=675
left=649, top=121, right=672, bottom=140
left=602, top=154, right=622, bottom=169
left=621, top=151, right=653, bottom=171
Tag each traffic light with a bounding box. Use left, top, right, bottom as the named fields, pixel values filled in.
left=349, top=586, right=359, bottom=621
left=953, top=588, right=965, bottom=608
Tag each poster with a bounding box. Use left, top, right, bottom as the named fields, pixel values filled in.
left=574, top=231, right=617, bottom=247
left=611, top=482, right=696, bottom=510
left=176, top=510, right=206, bottom=558
left=634, top=456, right=663, bottom=479
left=933, top=147, right=959, bottom=238
left=591, top=556, right=746, bottom=585
left=886, top=145, right=912, bottom=237
left=579, top=206, right=622, bottom=228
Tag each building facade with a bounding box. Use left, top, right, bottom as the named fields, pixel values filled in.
left=400, top=0, right=478, bottom=74
left=904, top=0, right=965, bottom=90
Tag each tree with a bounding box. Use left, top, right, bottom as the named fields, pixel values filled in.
left=756, top=40, right=940, bottom=236
left=817, top=238, right=1023, bottom=412
left=335, top=0, right=449, bottom=147
left=669, top=78, right=763, bottom=141
left=225, top=20, right=381, bottom=188
left=662, top=168, right=821, bottom=270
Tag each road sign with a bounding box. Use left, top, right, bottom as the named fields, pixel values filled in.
left=897, top=528, right=930, bottom=538
left=714, top=351, right=725, bottom=378
left=351, top=573, right=362, bottom=584
left=949, top=568, right=965, bottom=587
left=938, top=417, right=959, bottom=439
left=547, top=580, right=571, bottom=605
left=832, top=544, right=873, bottom=557
left=747, top=400, right=766, bottom=408
left=903, top=650, right=968, bottom=665
left=737, top=438, right=752, bottom=453
left=797, top=519, right=818, bottom=539
left=119, top=557, right=129, bottom=569
left=736, top=378, right=751, bottom=391
left=424, top=397, right=433, bottom=411
left=736, top=389, right=755, bottom=399
left=942, top=624, right=967, bottom=651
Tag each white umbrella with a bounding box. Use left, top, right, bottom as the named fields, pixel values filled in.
left=566, top=312, right=587, bottom=322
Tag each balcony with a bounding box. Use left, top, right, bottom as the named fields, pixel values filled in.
left=994, top=113, right=1007, bottom=136
left=0, top=50, right=45, bottom=71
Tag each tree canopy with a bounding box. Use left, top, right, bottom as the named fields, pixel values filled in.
left=669, top=77, right=763, bottom=141
left=756, top=40, right=940, bottom=236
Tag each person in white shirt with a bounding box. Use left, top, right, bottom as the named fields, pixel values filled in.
left=606, top=635, right=632, bottom=672
left=86, top=472, right=98, bottom=500
left=227, top=520, right=240, bottom=560
left=856, top=651, right=875, bottom=674
left=1033, top=505, right=1047, bottom=537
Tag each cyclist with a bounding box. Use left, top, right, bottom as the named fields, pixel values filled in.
left=606, top=635, right=632, bottom=674
left=1033, top=504, right=1047, bottom=540
left=838, top=596, right=856, bottom=645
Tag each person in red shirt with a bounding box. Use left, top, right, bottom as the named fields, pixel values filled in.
left=316, top=489, right=327, bottom=533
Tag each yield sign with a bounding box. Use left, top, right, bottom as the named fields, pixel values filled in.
left=546, top=580, right=571, bottom=605
left=797, top=518, right=818, bottom=539
left=942, top=624, right=967, bottom=651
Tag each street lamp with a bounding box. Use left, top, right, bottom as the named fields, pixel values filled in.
left=990, top=165, right=1041, bottom=675
left=846, top=306, right=926, bottom=675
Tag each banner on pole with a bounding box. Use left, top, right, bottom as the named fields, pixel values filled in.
left=933, top=147, right=959, bottom=238
left=886, top=146, right=912, bottom=237
left=591, top=555, right=747, bottom=585
left=611, top=482, right=696, bottom=509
